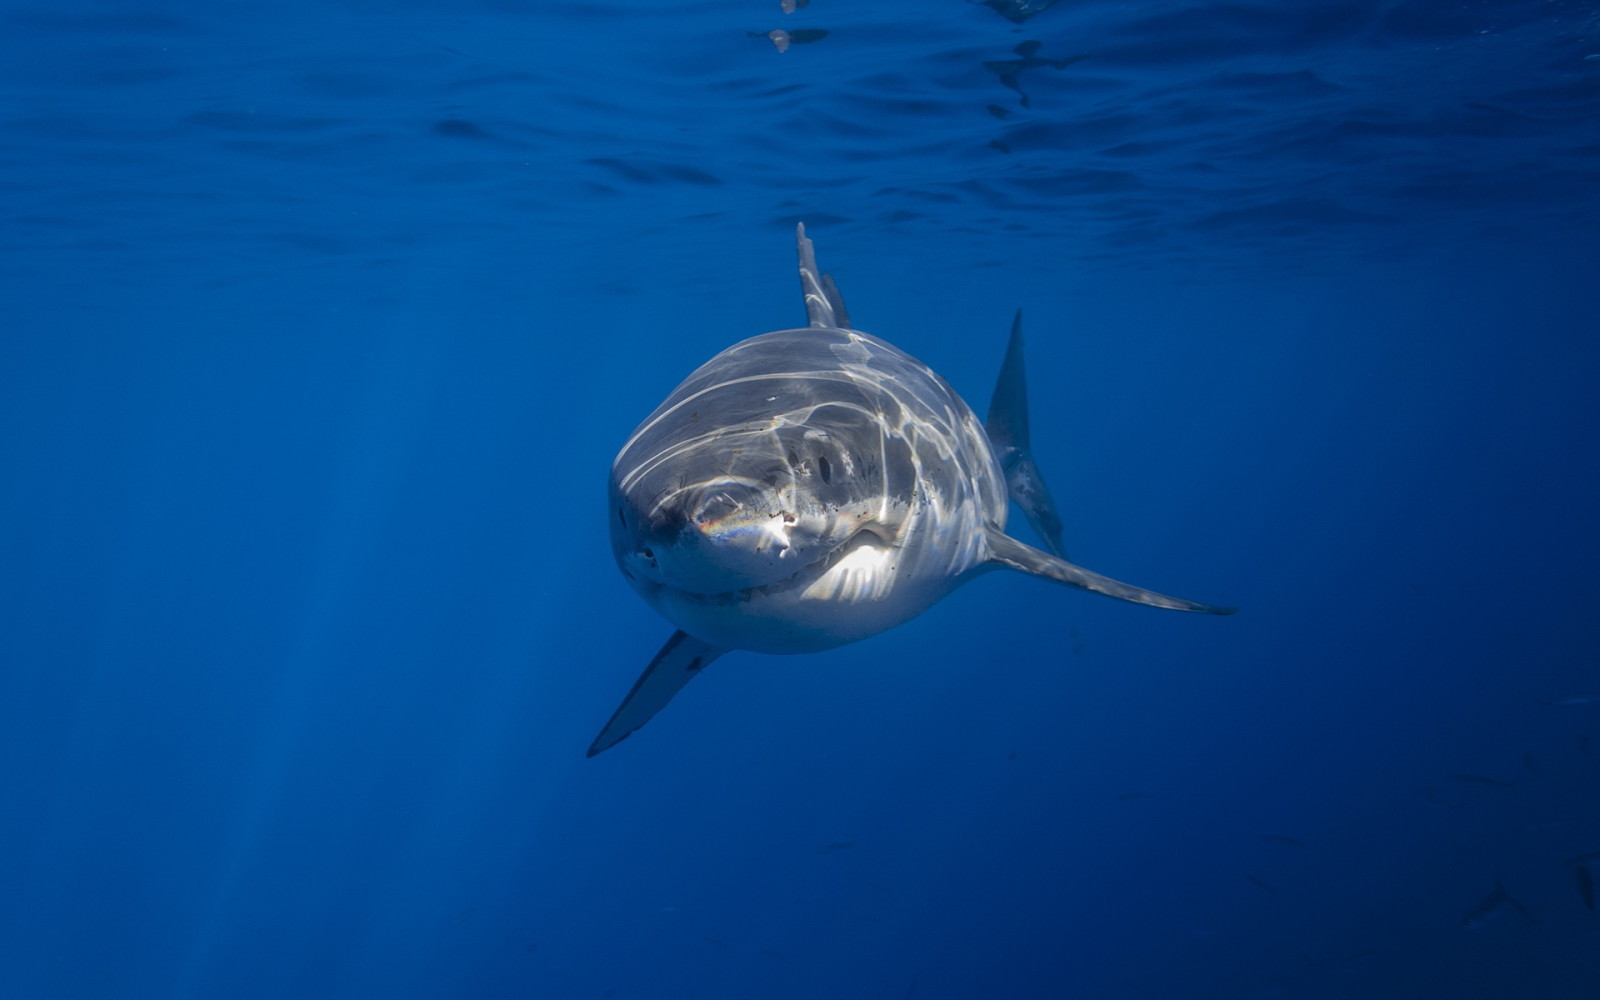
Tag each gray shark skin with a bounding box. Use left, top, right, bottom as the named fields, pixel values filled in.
left=590, top=224, right=1233, bottom=756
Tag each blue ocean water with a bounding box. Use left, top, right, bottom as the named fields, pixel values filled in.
left=3, top=1, right=1598, bottom=997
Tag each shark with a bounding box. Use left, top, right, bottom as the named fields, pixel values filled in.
left=590, top=224, right=1232, bottom=755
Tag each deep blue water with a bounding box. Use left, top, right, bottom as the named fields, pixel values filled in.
left=3, top=2, right=1599, bottom=998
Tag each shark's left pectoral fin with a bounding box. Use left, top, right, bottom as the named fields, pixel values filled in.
left=588, top=631, right=727, bottom=757
left=984, top=529, right=1236, bottom=615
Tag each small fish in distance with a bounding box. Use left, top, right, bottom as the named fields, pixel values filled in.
left=1571, top=864, right=1595, bottom=911
left=1449, top=772, right=1517, bottom=789
left=1461, top=878, right=1537, bottom=929
left=1538, top=694, right=1600, bottom=706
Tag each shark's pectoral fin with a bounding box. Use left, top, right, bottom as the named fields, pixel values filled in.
left=985, top=310, right=1068, bottom=559
left=981, top=312, right=1232, bottom=615
left=984, top=529, right=1235, bottom=615
left=588, top=631, right=727, bottom=757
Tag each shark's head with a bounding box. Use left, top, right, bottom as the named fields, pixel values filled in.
left=606, top=326, right=940, bottom=618
left=610, top=450, right=851, bottom=600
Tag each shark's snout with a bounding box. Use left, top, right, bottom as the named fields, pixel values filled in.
left=690, top=484, right=792, bottom=548
left=613, top=480, right=836, bottom=596
left=659, top=483, right=814, bottom=592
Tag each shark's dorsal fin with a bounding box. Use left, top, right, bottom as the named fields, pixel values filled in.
left=588, top=630, right=726, bottom=756
left=797, top=223, right=851, bottom=329
left=985, top=310, right=1067, bottom=558
left=983, top=529, right=1235, bottom=614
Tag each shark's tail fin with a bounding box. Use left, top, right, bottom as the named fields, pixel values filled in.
left=982, top=310, right=1235, bottom=616
left=797, top=223, right=852, bottom=329
left=985, top=310, right=1067, bottom=558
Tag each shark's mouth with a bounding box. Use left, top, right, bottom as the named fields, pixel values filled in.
left=674, top=527, right=890, bottom=606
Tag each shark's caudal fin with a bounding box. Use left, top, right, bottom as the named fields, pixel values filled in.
left=982, top=311, right=1232, bottom=615
left=588, top=631, right=727, bottom=756
left=984, top=529, right=1236, bottom=615
left=984, top=309, right=1067, bottom=558
left=796, top=223, right=852, bottom=329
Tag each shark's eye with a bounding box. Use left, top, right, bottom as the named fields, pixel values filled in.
left=817, top=454, right=832, bottom=484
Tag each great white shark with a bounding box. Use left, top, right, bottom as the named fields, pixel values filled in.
left=590, top=225, right=1232, bottom=756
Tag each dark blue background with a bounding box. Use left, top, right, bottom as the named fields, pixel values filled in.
left=3, top=2, right=1597, bottom=997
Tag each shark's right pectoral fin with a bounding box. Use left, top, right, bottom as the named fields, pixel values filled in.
left=984, top=529, right=1236, bottom=615
left=588, top=630, right=727, bottom=757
